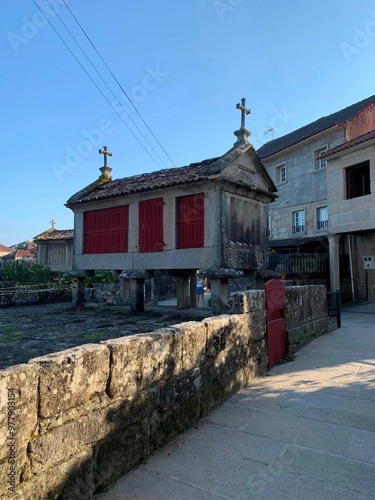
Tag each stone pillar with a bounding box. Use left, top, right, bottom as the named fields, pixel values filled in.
left=210, top=278, right=229, bottom=315
left=328, top=234, right=340, bottom=292
left=120, top=270, right=151, bottom=313
left=176, top=276, right=190, bottom=309
left=150, top=277, right=159, bottom=306
left=189, top=274, right=197, bottom=308
left=199, top=268, right=238, bottom=315
left=129, top=279, right=145, bottom=313
left=72, top=277, right=85, bottom=310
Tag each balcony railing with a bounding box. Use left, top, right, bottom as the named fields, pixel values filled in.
left=317, top=220, right=328, bottom=230
left=292, top=225, right=305, bottom=234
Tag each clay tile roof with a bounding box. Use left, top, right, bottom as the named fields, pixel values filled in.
left=3, top=249, right=36, bottom=260
left=34, top=229, right=74, bottom=241
left=321, top=129, right=375, bottom=158
left=68, top=156, right=223, bottom=205
left=0, top=244, right=12, bottom=253
left=257, top=94, right=375, bottom=159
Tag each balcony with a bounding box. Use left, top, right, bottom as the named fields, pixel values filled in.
left=292, top=225, right=305, bottom=234
left=317, top=220, right=328, bottom=230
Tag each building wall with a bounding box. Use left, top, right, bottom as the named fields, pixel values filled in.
left=72, top=177, right=272, bottom=272
left=345, top=104, right=375, bottom=141
left=352, top=233, right=375, bottom=300
left=262, top=128, right=345, bottom=242
left=327, top=142, right=375, bottom=234
left=37, top=241, right=74, bottom=272
left=73, top=182, right=222, bottom=271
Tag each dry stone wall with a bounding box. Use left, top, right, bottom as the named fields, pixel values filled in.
left=0, top=286, right=329, bottom=498
left=285, top=285, right=330, bottom=353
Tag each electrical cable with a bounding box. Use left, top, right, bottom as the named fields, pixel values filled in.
left=31, top=0, right=162, bottom=169
left=45, top=0, right=170, bottom=168
left=61, top=0, right=175, bottom=167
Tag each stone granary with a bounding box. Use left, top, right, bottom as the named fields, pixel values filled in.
left=66, top=101, right=277, bottom=312
left=34, top=221, right=74, bottom=273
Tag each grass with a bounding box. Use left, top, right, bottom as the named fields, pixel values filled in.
left=83, top=332, right=103, bottom=341
left=2, top=325, right=18, bottom=334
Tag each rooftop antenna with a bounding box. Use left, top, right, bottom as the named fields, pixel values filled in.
left=264, top=127, right=275, bottom=140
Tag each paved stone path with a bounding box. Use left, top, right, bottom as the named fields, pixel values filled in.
left=96, top=305, right=375, bottom=499
left=0, top=303, right=210, bottom=370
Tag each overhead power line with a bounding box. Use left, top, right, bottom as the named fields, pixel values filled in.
left=31, top=0, right=171, bottom=169
left=61, top=0, right=175, bottom=168
left=44, top=0, right=170, bottom=169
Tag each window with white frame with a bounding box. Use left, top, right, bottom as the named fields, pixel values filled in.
left=316, top=206, right=328, bottom=230
left=292, top=209, right=305, bottom=234
left=275, top=163, right=287, bottom=184
left=314, top=146, right=328, bottom=170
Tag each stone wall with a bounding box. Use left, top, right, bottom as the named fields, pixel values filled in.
left=0, top=285, right=71, bottom=308
left=0, top=285, right=329, bottom=498
left=284, top=285, right=330, bottom=353
left=0, top=291, right=267, bottom=499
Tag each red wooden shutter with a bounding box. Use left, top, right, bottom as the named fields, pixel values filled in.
left=84, top=206, right=129, bottom=254
left=139, top=198, right=163, bottom=253
left=177, top=193, right=204, bottom=249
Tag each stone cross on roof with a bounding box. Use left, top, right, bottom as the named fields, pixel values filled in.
left=99, top=146, right=112, bottom=167
left=50, top=219, right=56, bottom=229
left=236, top=98, right=251, bottom=130
left=99, top=146, right=113, bottom=181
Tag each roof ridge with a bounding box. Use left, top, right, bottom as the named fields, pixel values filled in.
left=257, top=94, right=375, bottom=158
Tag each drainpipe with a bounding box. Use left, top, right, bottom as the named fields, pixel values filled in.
left=348, top=234, right=355, bottom=302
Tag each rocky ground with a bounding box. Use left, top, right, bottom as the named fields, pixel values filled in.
left=0, top=303, right=208, bottom=370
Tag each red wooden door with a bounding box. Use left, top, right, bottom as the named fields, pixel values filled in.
left=264, top=280, right=286, bottom=369
left=84, top=206, right=129, bottom=254
left=177, top=193, right=204, bottom=249
left=139, top=198, right=164, bottom=253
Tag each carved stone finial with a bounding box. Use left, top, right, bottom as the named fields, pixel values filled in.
left=99, top=166, right=113, bottom=180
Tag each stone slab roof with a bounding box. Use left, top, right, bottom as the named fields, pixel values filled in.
left=34, top=229, right=74, bottom=241
left=257, top=94, right=375, bottom=159
left=321, top=129, right=375, bottom=158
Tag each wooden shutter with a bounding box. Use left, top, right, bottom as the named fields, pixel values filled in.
left=177, top=193, right=204, bottom=249
left=84, top=206, right=129, bottom=254
left=139, top=198, right=164, bottom=253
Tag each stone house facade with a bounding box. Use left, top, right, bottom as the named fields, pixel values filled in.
left=66, top=117, right=277, bottom=312
left=258, top=95, right=375, bottom=254
left=322, top=130, right=375, bottom=300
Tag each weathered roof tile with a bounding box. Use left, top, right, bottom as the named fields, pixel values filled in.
left=257, top=94, right=375, bottom=159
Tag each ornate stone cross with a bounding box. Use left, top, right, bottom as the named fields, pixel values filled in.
left=236, top=98, right=251, bottom=129
left=50, top=219, right=56, bottom=228
left=99, top=146, right=112, bottom=167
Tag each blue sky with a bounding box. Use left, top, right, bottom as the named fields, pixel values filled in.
left=1, top=0, right=375, bottom=246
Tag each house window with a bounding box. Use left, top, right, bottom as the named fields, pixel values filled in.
left=292, top=209, right=305, bottom=234
left=314, top=146, right=328, bottom=170
left=84, top=206, right=129, bottom=254
left=139, top=198, right=164, bottom=252
left=177, top=193, right=204, bottom=249
left=316, top=206, right=328, bottom=230
left=346, top=161, right=371, bottom=199
left=275, top=163, right=286, bottom=184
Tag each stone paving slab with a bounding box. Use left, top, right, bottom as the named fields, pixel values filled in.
left=0, top=303, right=210, bottom=370
left=96, top=309, right=375, bottom=499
